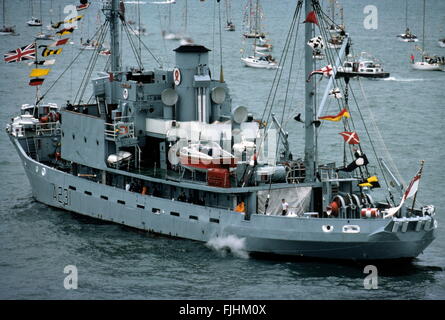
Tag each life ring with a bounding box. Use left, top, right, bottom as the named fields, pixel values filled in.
left=119, top=125, right=128, bottom=135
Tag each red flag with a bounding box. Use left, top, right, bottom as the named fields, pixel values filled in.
left=319, top=108, right=350, bottom=121
left=339, top=131, right=360, bottom=144
left=404, top=173, right=421, bottom=200
left=304, top=11, right=319, bottom=25
left=307, top=64, right=334, bottom=82
left=49, top=38, right=69, bottom=47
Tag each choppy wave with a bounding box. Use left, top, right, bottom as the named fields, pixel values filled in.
left=206, top=235, right=249, bottom=259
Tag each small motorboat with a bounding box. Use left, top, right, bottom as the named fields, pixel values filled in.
left=27, top=17, right=42, bottom=27
left=336, top=53, right=390, bottom=79
left=225, top=22, right=235, bottom=32
left=243, top=31, right=265, bottom=39
left=35, top=32, right=54, bottom=40
left=397, top=28, right=419, bottom=42
left=180, top=142, right=237, bottom=170
left=397, top=33, right=419, bottom=42
left=438, top=38, right=445, bottom=48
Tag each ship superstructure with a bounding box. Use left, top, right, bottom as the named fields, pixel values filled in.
left=6, top=0, right=437, bottom=260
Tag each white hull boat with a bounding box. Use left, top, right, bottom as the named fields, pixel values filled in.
left=241, top=56, right=278, bottom=69
left=411, top=61, right=442, bottom=71
left=27, top=17, right=42, bottom=27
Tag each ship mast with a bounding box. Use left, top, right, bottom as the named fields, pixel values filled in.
left=304, top=0, right=316, bottom=182
left=108, top=0, right=121, bottom=73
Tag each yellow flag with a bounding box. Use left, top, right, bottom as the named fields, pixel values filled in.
left=29, top=68, right=51, bottom=78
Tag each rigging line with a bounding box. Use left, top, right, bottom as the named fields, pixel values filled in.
left=313, top=6, right=366, bottom=173
left=137, top=0, right=141, bottom=61
left=157, top=4, right=168, bottom=67
left=274, top=4, right=303, bottom=159
left=74, top=21, right=109, bottom=104
left=263, top=2, right=301, bottom=125
left=37, top=21, right=108, bottom=105
left=348, top=77, right=391, bottom=191
left=122, top=20, right=144, bottom=69
left=125, top=19, right=163, bottom=68
left=88, top=52, right=112, bottom=104
left=355, top=76, right=405, bottom=186
left=240, top=1, right=302, bottom=184
left=283, top=50, right=305, bottom=130
left=76, top=21, right=110, bottom=105
left=259, top=0, right=302, bottom=123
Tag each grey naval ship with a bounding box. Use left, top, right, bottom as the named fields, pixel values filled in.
left=6, top=0, right=437, bottom=261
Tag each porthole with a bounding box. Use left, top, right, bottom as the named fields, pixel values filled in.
left=84, top=137, right=87, bottom=143
left=72, top=134, right=75, bottom=140
left=322, top=225, right=333, bottom=233
left=96, top=140, right=99, bottom=146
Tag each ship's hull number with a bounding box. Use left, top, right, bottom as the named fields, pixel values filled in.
left=53, top=185, right=70, bottom=206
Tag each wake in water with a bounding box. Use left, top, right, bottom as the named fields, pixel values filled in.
left=206, top=235, right=249, bottom=259
left=383, top=76, right=428, bottom=82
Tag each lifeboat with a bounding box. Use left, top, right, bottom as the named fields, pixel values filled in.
left=179, top=142, right=237, bottom=170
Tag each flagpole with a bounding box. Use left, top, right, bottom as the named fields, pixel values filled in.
left=34, top=40, right=40, bottom=108
left=410, top=160, right=424, bottom=215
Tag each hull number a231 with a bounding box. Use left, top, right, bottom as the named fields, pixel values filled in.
left=53, top=184, right=70, bottom=206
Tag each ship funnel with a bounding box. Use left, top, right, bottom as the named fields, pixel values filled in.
left=174, top=45, right=211, bottom=122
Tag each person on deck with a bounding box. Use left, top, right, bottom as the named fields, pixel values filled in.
left=281, top=199, right=289, bottom=216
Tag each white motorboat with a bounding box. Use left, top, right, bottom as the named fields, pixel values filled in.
left=27, top=17, right=42, bottom=27
left=397, top=32, right=419, bottom=42
left=438, top=39, right=445, bottom=48
left=336, top=52, right=390, bottom=78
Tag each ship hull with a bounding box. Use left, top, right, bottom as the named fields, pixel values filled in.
left=11, top=137, right=437, bottom=261
left=336, top=71, right=390, bottom=79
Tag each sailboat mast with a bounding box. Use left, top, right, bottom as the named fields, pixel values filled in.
left=304, top=0, right=316, bottom=182
left=2, top=0, right=5, bottom=27
left=405, top=0, right=408, bottom=29
left=421, top=0, right=425, bottom=62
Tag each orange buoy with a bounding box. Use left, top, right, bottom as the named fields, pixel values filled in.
left=327, top=201, right=339, bottom=216
left=361, top=208, right=380, bottom=218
